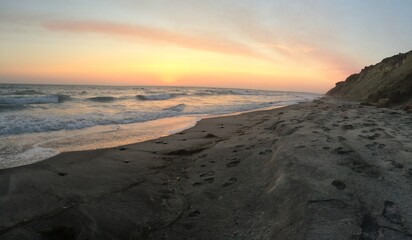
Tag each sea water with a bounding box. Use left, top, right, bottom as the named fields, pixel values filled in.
left=0, top=84, right=320, bottom=168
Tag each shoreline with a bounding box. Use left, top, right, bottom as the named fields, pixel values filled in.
left=1, top=97, right=411, bottom=239
left=0, top=104, right=288, bottom=170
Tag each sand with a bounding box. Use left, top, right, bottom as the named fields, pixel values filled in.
left=1, top=97, right=412, bottom=240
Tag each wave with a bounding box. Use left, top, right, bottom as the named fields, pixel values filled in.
left=9, top=90, right=45, bottom=95
left=0, top=95, right=60, bottom=105
left=87, top=96, right=116, bottom=102
left=0, top=110, right=185, bottom=136
left=163, top=104, right=186, bottom=112
left=192, top=89, right=278, bottom=97
left=135, top=89, right=281, bottom=101
left=0, top=98, right=305, bottom=136
left=0, top=104, right=27, bottom=111
left=0, top=94, right=72, bottom=105
left=136, top=93, right=186, bottom=101
left=57, top=95, right=72, bottom=102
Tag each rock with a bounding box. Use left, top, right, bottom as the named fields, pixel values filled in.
left=377, top=98, right=390, bottom=108
left=404, top=105, right=412, bottom=113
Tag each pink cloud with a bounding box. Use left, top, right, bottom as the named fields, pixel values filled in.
left=44, top=20, right=270, bottom=61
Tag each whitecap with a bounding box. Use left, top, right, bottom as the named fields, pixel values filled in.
left=163, top=104, right=186, bottom=112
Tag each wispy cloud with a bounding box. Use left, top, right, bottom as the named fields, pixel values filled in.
left=248, top=31, right=359, bottom=77
left=43, top=20, right=270, bottom=61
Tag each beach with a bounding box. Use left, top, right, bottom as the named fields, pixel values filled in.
left=0, top=84, right=317, bottom=169
left=1, top=1, right=411, bottom=239
left=1, top=96, right=411, bottom=239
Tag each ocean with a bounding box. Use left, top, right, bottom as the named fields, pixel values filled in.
left=0, top=84, right=320, bottom=168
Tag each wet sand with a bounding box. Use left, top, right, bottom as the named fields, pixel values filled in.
left=1, top=97, right=412, bottom=239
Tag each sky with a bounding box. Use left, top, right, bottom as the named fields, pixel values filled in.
left=0, top=0, right=411, bottom=93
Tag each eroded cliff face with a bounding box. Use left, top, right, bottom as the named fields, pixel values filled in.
left=327, top=50, right=412, bottom=107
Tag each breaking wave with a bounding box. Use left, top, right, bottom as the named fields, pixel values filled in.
left=0, top=95, right=71, bottom=105
left=136, top=93, right=186, bottom=101
left=9, top=90, right=45, bottom=95
left=163, top=104, right=186, bottom=112
left=87, top=96, right=116, bottom=102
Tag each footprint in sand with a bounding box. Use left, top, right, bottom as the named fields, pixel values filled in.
left=365, top=142, right=386, bottom=149
left=334, top=147, right=353, bottom=154
left=259, top=149, right=273, bottom=155
left=193, top=176, right=215, bottom=187
left=331, top=180, right=346, bottom=190
left=189, top=210, right=200, bottom=217
left=348, top=158, right=381, bottom=178
left=222, top=177, right=237, bottom=187
left=382, top=201, right=403, bottom=224
left=198, top=154, right=207, bottom=159
left=293, top=145, right=305, bottom=149
left=200, top=171, right=215, bottom=177
left=322, top=127, right=331, bottom=132
left=183, top=223, right=194, bottom=230
left=192, top=182, right=204, bottom=187
left=204, top=133, right=217, bottom=138
left=338, top=136, right=346, bottom=141
left=363, top=122, right=377, bottom=127
left=359, top=133, right=381, bottom=140
left=342, top=124, right=354, bottom=130
left=391, top=161, right=404, bottom=169
left=204, top=177, right=214, bottom=183
left=226, top=160, right=241, bottom=167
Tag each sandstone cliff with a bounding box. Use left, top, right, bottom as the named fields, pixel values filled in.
left=327, top=50, right=412, bottom=107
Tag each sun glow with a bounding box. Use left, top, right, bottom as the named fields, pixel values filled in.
left=0, top=29, right=350, bottom=92
left=0, top=32, right=344, bottom=92
left=6, top=0, right=410, bottom=91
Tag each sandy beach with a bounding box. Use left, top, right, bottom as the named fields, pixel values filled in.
left=1, top=1, right=411, bottom=239
left=1, top=96, right=411, bottom=239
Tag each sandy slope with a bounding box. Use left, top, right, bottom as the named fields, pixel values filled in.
left=0, top=97, right=412, bottom=240
left=327, top=50, right=412, bottom=107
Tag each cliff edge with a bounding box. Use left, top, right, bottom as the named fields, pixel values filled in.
left=327, top=50, right=412, bottom=107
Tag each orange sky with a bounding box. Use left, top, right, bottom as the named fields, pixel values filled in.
left=1, top=1, right=411, bottom=93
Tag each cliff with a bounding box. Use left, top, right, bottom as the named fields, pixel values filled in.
left=327, top=50, right=412, bottom=107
